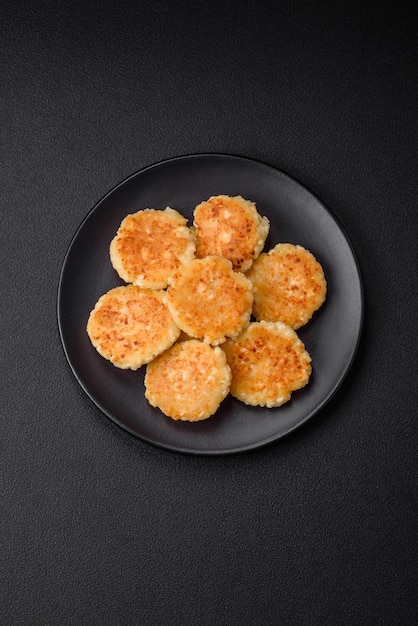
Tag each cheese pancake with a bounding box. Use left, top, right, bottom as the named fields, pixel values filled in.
left=110, top=207, right=196, bottom=289
left=193, top=195, right=270, bottom=272
left=86, top=285, right=180, bottom=369
left=222, top=321, right=311, bottom=408
left=166, top=256, right=253, bottom=345
left=247, top=243, right=327, bottom=329
left=145, top=340, right=231, bottom=421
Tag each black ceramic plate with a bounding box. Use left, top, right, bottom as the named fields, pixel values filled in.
left=58, top=154, right=363, bottom=454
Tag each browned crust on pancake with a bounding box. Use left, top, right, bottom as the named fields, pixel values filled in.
left=145, top=340, right=231, bottom=421
left=110, top=207, right=196, bottom=289
left=247, top=243, right=327, bottom=329
left=86, top=285, right=180, bottom=369
left=222, top=321, right=312, bottom=407
left=193, top=195, right=270, bottom=272
left=166, top=256, right=253, bottom=345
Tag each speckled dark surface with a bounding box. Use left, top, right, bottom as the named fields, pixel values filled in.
left=1, top=1, right=417, bottom=624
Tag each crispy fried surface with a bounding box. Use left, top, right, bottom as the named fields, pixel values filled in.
left=222, top=321, right=312, bottom=407
left=110, top=207, right=196, bottom=289
left=247, top=243, right=327, bottom=329
left=166, top=256, right=253, bottom=345
left=86, top=285, right=180, bottom=369
left=193, top=195, right=270, bottom=272
left=145, top=340, right=231, bottom=421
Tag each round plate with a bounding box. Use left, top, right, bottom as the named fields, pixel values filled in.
left=57, top=154, right=363, bottom=455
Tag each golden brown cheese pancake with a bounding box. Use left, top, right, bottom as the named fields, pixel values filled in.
left=166, top=256, right=253, bottom=345
left=110, top=207, right=196, bottom=289
left=222, top=321, right=312, bottom=407
left=193, top=195, right=270, bottom=272
left=247, top=243, right=327, bottom=329
left=145, top=340, right=231, bottom=421
left=86, top=285, right=180, bottom=369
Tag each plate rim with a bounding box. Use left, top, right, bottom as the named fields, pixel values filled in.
left=57, top=152, right=364, bottom=455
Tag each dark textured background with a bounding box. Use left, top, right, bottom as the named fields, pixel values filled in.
left=1, top=1, right=417, bottom=624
